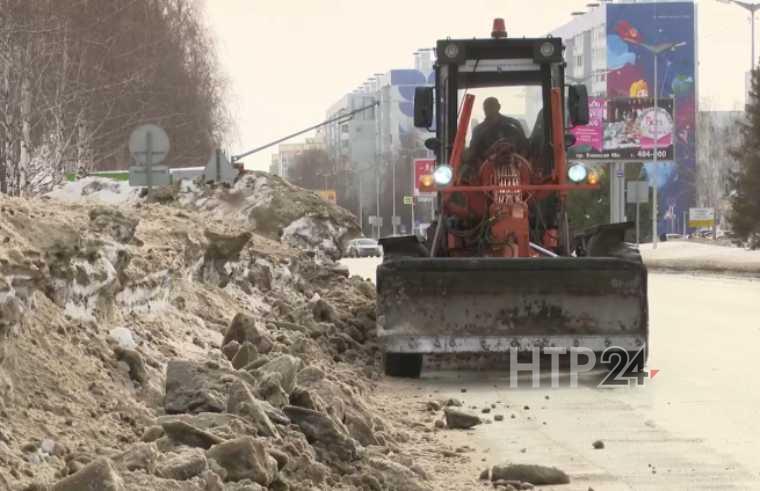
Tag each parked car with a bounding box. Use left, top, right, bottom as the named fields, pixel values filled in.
left=345, top=238, right=382, bottom=257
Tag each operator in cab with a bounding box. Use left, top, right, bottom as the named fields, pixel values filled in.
left=469, top=96, right=528, bottom=162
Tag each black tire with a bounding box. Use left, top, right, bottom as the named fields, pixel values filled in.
left=384, top=353, right=423, bottom=378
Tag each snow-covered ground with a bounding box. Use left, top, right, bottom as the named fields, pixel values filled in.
left=45, top=177, right=140, bottom=205
left=340, top=257, right=377, bottom=282
left=640, top=240, right=760, bottom=275
left=342, top=241, right=760, bottom=283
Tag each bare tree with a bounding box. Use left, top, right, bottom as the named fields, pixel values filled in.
left=697, top=99, right=743, bottom=220
left=0, top=0, right=230, bottom=196
left=289, top=149, right=336, bottom=191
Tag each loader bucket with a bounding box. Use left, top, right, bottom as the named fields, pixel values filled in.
left=376, top=256, right=648, bottom=356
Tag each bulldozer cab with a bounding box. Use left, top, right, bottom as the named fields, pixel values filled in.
left=414, top=35, right=588, bottom=176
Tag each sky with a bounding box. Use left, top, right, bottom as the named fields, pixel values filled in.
left=203, top=0, right=754, bottom=171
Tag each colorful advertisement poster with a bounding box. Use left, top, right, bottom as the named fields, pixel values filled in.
left=610, top=97, right=674, bottom=159
left=572, top=97, right=675, bottom=160
left=606, top=2, right=696, bottom=233
left=570, top=97, right=605, bottom=153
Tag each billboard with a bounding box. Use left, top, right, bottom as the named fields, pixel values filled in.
left=688, top=208, right=715, bottom=228
left=572, top=97, right=675, bottom=160
left=606, top=2, right=696, bottom=233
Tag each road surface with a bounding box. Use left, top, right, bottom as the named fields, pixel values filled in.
left=343, top=257, right=760, bottom=490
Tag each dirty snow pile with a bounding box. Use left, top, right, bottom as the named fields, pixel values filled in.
left=179, top=172, right=360, bottom=262
left=0, top=190, right=433, bottom=490
left=45, top=172, right=360, bottom=263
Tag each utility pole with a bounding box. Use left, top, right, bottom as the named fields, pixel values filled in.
left=375, top=166, right=381, bottom=238
left=610, top=162, right=627, bottom=223
left=411, top=197, right=416, bottom=235
left=652, top=53, right=659, bottom=248
left=639, top=41, right=685, bottom=248
left=633, top=172, right=642, bottom=245
left=358, top=173, right=364, bottom=234
left=371, top=85, right=383, bottom=239
left=391, top=155, right=397, bottom=235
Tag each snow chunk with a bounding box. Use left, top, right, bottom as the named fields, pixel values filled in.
left=109, top=327, right=137, bottom=350
left=282, top=216, right=345, bottom=261
left=46, top=177, right=140, bottom=205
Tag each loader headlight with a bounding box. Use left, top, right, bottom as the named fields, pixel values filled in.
left=539, top=41, right=556, bottom=58
left=433, top=165, right=453, bottom=186
left=568, top=163, right=588, bottom=183
left=443, top=43, right=460, bottom=59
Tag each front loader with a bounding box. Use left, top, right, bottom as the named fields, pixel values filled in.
left=377, top=20, right=648, bottom=378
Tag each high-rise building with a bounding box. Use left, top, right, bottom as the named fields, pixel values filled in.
left=548, top=0, right=697, bottom=235
left=271, top=137, right=326, bottom=178
left=324, top=50, right=435, bottom=236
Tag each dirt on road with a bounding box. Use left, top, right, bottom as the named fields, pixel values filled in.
left=344, top=256, right=760, bottom=490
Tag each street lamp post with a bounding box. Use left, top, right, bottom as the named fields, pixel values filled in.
left=638, top=41, right=685, bottom=248
left=391, top=153, right=397, bottom=235
left=717, top=0, right=760, bottom=70
left=358, top=172, right=364, bottom=233
left=375, top=166, right=381, bottom=239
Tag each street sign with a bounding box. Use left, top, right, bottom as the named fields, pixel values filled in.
left=627, top=180, right=649, bottom=245
left=128, top=165, right=171, bottom=187
left=369, top=216, right=384, bottom=227
left=626, top=181, right=649, bottom=204
left=413, top=158, right=436, bottom=196
left=688, top=208, right=715, bottom=228
left=128, top=124, right=171, bottom=192
left=403, top=196, right=415, bottom=205
left=317, top=190, right=337, bottom=204
left=129, top=124, right=170, bottom=165
left=391, top=216, right=401, bottom=226
left=204, top=149, right=238, bottom=184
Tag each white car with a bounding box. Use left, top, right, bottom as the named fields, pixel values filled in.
left=345, top=238, right=382, bottom=257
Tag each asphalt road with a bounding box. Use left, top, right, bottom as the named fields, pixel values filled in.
left=342, top=257, right=760, bottom=490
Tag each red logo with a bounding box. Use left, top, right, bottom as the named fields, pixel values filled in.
left=615, top=20, right=643, bottom=45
